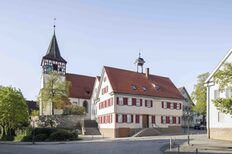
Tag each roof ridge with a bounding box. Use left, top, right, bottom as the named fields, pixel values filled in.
left=66, top=73, right=95, bottom=78
left=104, top=65, right=169, bottom=79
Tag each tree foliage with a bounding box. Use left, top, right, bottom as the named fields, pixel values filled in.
left=0, top=86, right=29, bottom=140
left=191, top=72, right=209, bottom=115
left=63, top=105, right=85, bottom=115
left=214, top=63, right=232, bottom=114
left=39, top=71, right=70, bottom=115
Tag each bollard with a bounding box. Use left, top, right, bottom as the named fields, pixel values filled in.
left=177, top=144, right=180, bottom=154
left=196, top=148, right=198, bottom=154
left=170, top=138, right=172, bottom=151
left=188, top=135, right=190, bottom=145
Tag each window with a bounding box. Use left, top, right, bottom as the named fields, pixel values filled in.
left=146, top=100, right=153, bottom=108
left=52, top=64, right=58, bottom=71
left=131, top=85, right=137, bottom=90
left=104, top=77, right=107, bottom=82
left=123, top=97, right=128, bottom=105
left=118, top=97, right=123, bottom=105
left=164, top=102, right=167, bottom=109
left=162, top=116, right=166, bottom=124
left=177, top=103, right=180, bottom=110
left=226, top=89, right=231, bottom=98
left=117, top=114, right=123, bottom=123
left=214, top=90, right=220, bottom=100
left=127, top=114, right=132, bottom=123
left=136, top=99, right=141, bottom=106
left=142, top=86, right=147, bottom=91
left=170, top=116, right=173, bottom=124
left=83, top=101, right=88, bottom=113
left=128, top=98, right=132, bottom=106
left=170, top=103, right=174, bottom=109
left=136, top=115, right=140, bottom=123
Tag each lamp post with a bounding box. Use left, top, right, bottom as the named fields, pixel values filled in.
left=184, top=110, right=191, bottom=145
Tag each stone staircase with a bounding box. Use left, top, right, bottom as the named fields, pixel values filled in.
left=83, top=120, right=101, bottom=135
left=132, top=128, right=161, bottom=137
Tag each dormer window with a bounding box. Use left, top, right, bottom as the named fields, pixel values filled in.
left=131, top=85, right=137, bottom=90
left=53, top=64, right=58, bottom=71
left=142, top=86, right=147, bottom=91
left=152, top=84, right=160, bottom=91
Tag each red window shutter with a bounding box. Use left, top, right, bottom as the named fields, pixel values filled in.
left=111, top=115, right=112, bottom=123
left=167, top=102, right=170, bottom=108
left=161, top=116, right=163, bottom=124
left=99, top=103, right=101, bottom=109
left=132, top=98, right=136, bottom=106
left=131, top=115, right=133, bottom=123
left=140, top=99, right=143, bottom=106
left=151, top=101, right=153, bottom=107
left=174, top=103, right=177, bottom=109
left=145, top=100, right=148, bottom=107
left=173, top=117, right=176, bottom=124
left=136, top=115, right=140, bottom=123
left=178, top=117, right=181, bottom=124
left=166, top=116, right=170, bottom=124
left=152, top=116, right=155, bottom=124
left=116, top=114, right=118, bottom=123
left=108, top=99, right=110, bottom=106
left=122, top=114, right=126, bottom=123
left=123, top=97, right=128, bottom=105
left=117, top=97, right=119, bottom=105
left=180, top=103, right=182, bottom=110
left=162, top=101, right=164, bottom=108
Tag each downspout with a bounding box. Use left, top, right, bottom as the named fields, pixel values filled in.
left=207, top=83, right=210, bottom=139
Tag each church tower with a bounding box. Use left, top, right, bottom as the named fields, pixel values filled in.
left=134, top=53, right=145, bottom=73
left=40, top=26, right=67, bottom=115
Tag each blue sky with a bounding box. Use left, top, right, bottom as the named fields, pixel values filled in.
left=0, top=0, right=231, bottom=100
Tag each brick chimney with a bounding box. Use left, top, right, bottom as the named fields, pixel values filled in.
left=145, top=68, right=149, bottom=78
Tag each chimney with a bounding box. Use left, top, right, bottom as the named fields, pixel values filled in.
left=145, top=68, right=149, bottom=78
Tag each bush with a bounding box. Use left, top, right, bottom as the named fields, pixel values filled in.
left=63, top=106, right=85, bottom=115
left=14, top=128, right=32, bottom=142
left=49, top=129, right=78, bottom=141
left=31, top=110, right=39, bottom=116
left=35, top=134, right=48, bottom=142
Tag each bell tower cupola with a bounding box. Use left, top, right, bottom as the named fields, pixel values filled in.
left=134, top=53, right=145, bottom=73
left=41, top=24, right=67, bottom=76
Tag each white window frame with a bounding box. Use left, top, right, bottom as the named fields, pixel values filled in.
left=136, top=99, right=141, bottom=106
left=164, top=102, right=167, bottom=109
left=119, top=97, right=123, bottom=105
left=170, top=103, right=174, bottom=109
left=170, top=116, right=173, bottom=124
left=162, top=116, right=166, bottom=124
left=127, top=114, right=132, bottom=123
left=177, top=103, right=180, bottom=110
left=128, top=98, right=132, bottom=106
left=118, top=114, right=123, bottom=123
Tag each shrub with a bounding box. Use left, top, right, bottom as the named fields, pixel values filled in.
left=63, top=106, right=85, bottom=115
left=49, top=129, right=78, bottom=141
left=35, top=134, right=48, bottom=142
left=31, top=110, right=39, bottom=116
left=14, top=128, right=32, bottom=142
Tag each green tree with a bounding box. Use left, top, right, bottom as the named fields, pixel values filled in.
left=39, top=71, right=70, bottom=115
left=214, top=63, right=232, bottom=114
left=0, top=86, right=29, bottom=140
left=191, top=72, right=209, bottom=115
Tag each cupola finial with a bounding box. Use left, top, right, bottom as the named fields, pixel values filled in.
left=53, top=18, right=56, bottom=33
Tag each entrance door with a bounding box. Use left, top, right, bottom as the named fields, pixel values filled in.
left=142, top=115, right=149, bottom=128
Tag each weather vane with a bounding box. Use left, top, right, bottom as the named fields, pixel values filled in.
left=53, top=18, right=56, bottom=31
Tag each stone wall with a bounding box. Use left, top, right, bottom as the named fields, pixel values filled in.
left=210, top=128, right=232, bottom=141
left=32, top=115, right=85, bottom=130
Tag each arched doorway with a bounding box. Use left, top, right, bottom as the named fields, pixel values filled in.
left=83, top=101, right=88, bottom=113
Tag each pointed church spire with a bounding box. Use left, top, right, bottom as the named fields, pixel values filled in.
left=42, top=20, right=67, bottom=63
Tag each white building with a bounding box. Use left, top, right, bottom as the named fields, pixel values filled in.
left=205, top=49, right=232, bottom=141
left=40, top=29, right=95, bottom=118
left=95, top=58, right=184, bottom=137
left=178, top=87, right=195, bottom=127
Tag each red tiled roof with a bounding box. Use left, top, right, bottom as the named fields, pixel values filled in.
left=104, top=66, right=184, bottom=100
left=65, top=73, right=95, bottom=99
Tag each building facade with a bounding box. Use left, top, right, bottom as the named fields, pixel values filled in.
left=205, top=49, right=232, bottom=141
left=95, top=65, right=184, bottom=138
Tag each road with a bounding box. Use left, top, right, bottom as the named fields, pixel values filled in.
left=0, top=140, right=168, bottom=154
